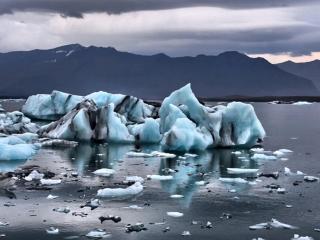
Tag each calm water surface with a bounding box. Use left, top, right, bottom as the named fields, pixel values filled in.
left=0, top=101, right=320, bottom=240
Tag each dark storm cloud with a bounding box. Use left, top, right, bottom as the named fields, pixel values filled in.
left=0, top=0, right=318, bottom=17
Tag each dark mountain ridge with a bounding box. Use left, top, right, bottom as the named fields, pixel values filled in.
left=0, top=44, right=318, bottom=99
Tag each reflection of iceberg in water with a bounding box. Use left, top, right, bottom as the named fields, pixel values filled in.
left=159, top=149, right=260, bottom=207
left=66, top=143, right=133, bottom=175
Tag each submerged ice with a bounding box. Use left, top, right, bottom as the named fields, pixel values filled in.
left=23, top=84, right=265, bottom=152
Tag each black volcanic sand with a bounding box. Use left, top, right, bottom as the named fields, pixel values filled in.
left=0, top=102, right=320, bottom=240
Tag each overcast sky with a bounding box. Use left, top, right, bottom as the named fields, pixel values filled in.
left=0, top=0, right=319, bottom=63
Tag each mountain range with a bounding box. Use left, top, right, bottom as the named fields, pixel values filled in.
left=0, top=44, right=318, bottom=99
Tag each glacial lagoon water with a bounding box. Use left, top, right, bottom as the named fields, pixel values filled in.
left=0, top=100, right=320, bottom=239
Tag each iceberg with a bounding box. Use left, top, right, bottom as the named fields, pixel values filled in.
left=32, top=84, right=265, bottom=152
left=0, top=111, right=39, bottom=134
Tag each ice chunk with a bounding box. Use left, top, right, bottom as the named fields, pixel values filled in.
left=170, top=194, right=184, bottom=199
left=147, top=175, right=173, bottom=180
left=219, top=177, right=248, bottom=184
left=125, top=176, right=144, bottom=183
left=227, top=168, right=259, bottom=174
left=24, top=170, right=44, bottom=181
left=93, top=168, right=115, bottom=177
left=167, top=212, right=184, bottom=217
left=126, top=152, right=153, bottom=158
left=123, top=205, right=144, bottom=210
left=292, top=101, right=312, bottom=105
left=86, top=229, right=111, bottom=239
left=291, top=234, right=314, bottom=240
left=150, top=151, right=176, bottom=158
left=0, top=143, right=40, bottom=160
left=181, top=231, right=191, bottom=236
left=251, top=154, right=277, bottom=160
left=249, top=219, right=297, bottom=230
left=47, top=194, right=59, bottom=199
left=304, top=176, right=319, bottom=182
left=46, top=227, right=59, bottom=235
left=274, top=149, right=293, bottom=157
left=97, top=182, right=143, bottom=198
left=0, top=111, right=39, bottom=134
left=40, top=179, right=61, bottom=185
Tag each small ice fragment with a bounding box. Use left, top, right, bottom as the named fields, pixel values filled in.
left=270, top=218, right=297, bottom=229
left=251, top=154, right=277, bottom=160
left=229, top=189, right=237, bottom=193
left=170, top=194, right=184, bottom=199
left=147, top=175, right=173, bottom=180
left=284, top=167, right=293, bottom=175
left=151, top=151, right=176, bottom=158
left=304, top=176, right=319, bottom=182
left=184, top=153, right=198, bottom=158
left=291, top=234, right=314, bottom=240
left=125, top=176, right=144, bottom=183
left=0, top=221, right=9, bottom=226
left=219, top=177, right=248, bottom=184
left=277, top=188, right=286, bottom=194
left=274, top=149, right=293, bottom=157
left=126, top=152, right=153, bottom=158
left=80, top=199, right=101, bottom=210
left=292, top=101, right=312, bottom=105
left=206, top=221, right=213, bottom=228
left=93, top=168, right=115, bottom=177
left=24, top=170, right=44, bottom=181
left=195, top=180, right=205, bottom=186
left=97, top=182, right=143, bottom=198
left=167, top=212, right=184, bottom=217
left=86, top=229, right=111, bottom=239
left=46, top=227, right=59, bottom=235
left=232, top=151, right=242, bottom=155
left=40, top=179, right=61, bottom=185
left=227, top=168, right=259, bottom=174
left=181, top=231, right=191, bottom=236
left=286, top=205, right=293, bottom=208
left=250, top=148, right=265, bottom=153
left=296, top=171, right=304, bottom=175
left=47, top=194, right=59, bottom=199
left=125, top=223, right=147, bottom=233
left=123, top=205, right=144, bottom=210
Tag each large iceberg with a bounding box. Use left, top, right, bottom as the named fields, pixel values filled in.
left=32, top=84, right=265, bottom=151
left=22, top=90, right=157, bottom=121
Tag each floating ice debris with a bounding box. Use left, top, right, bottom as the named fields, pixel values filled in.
left=274, top=149, right=293, bottom=157
left=97, top=182, right=143, bottom=198
left=3, top=202, right=15, bottom=207
left=0, top=222, right=9, bottom=226
left=251, top=154, right=277, bottom=160
left=296, top=171, right=304, bottom=175
left=123, top=205, right=144, bottom=210
left=72, top=212, right=88, bottom=217
left=40, top=139, right=78, bottom=147
left=285, top=167, right=305, bottom=176
left=205, top=221, right=213, bottom=228
left=304, top=176, right=319, bottom=182
left=126, top=152, right=153, bottom=158
left=184, top=153, right=198, bottom=158
left=47, top=194, right=59, bottom=200
left=232, top=151, right=242, bottom=155
left=167, top=212, right=184, bottom=217
left=24, top=170, right=44, bottom=181
left=249, top=218, right=297, bottom=230
left=219, top=177, right=248, bottom=184
left=286, top=205, right=293, bottom=208
left=277, top=188, right=286, bottom=194
left=291, top=234, right=314, bottom=240
left=99, top=215, right=121, bottom=223
left=147, top=175, right=173, bottom=180
left=53, top=207, right=70, bottom=214
left=93, top=168, right=115, bottom=177
left=150, top=151, right=176, bottom=158
left=46, top=227, right=59, bottom=235
left=170, top=194, right=184, bottom=199
left=252, top=238, right=265, bottom=240
left=0, top=111, right=39, bottom=134
left=125, top=176, right=144, bottom=183
left=181, top=231, right=191, bottom=236
left=80, top=199, right=101, bottom=210
left=86, top=229, right=111, bottom=239
left=250, top=148, right=266, bottom=153
left=195, top=180, right=206, bottom=186
left=227, top=168, right=259, bottom=174
left=292, top=101, right=313, bottom=105
left=40, top=179, right=61, bottom=185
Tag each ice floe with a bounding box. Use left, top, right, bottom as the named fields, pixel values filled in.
left=93, top=168, right=115, bottom=177
left=97, top=182, right=143, bottom=198
left=249, top=218, right=297, bottom=230
left=167, top=212, right=184, bottom=217
left=147, top=175, right=173, bottom=180
left=227, top=168, right=259, bottom=174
